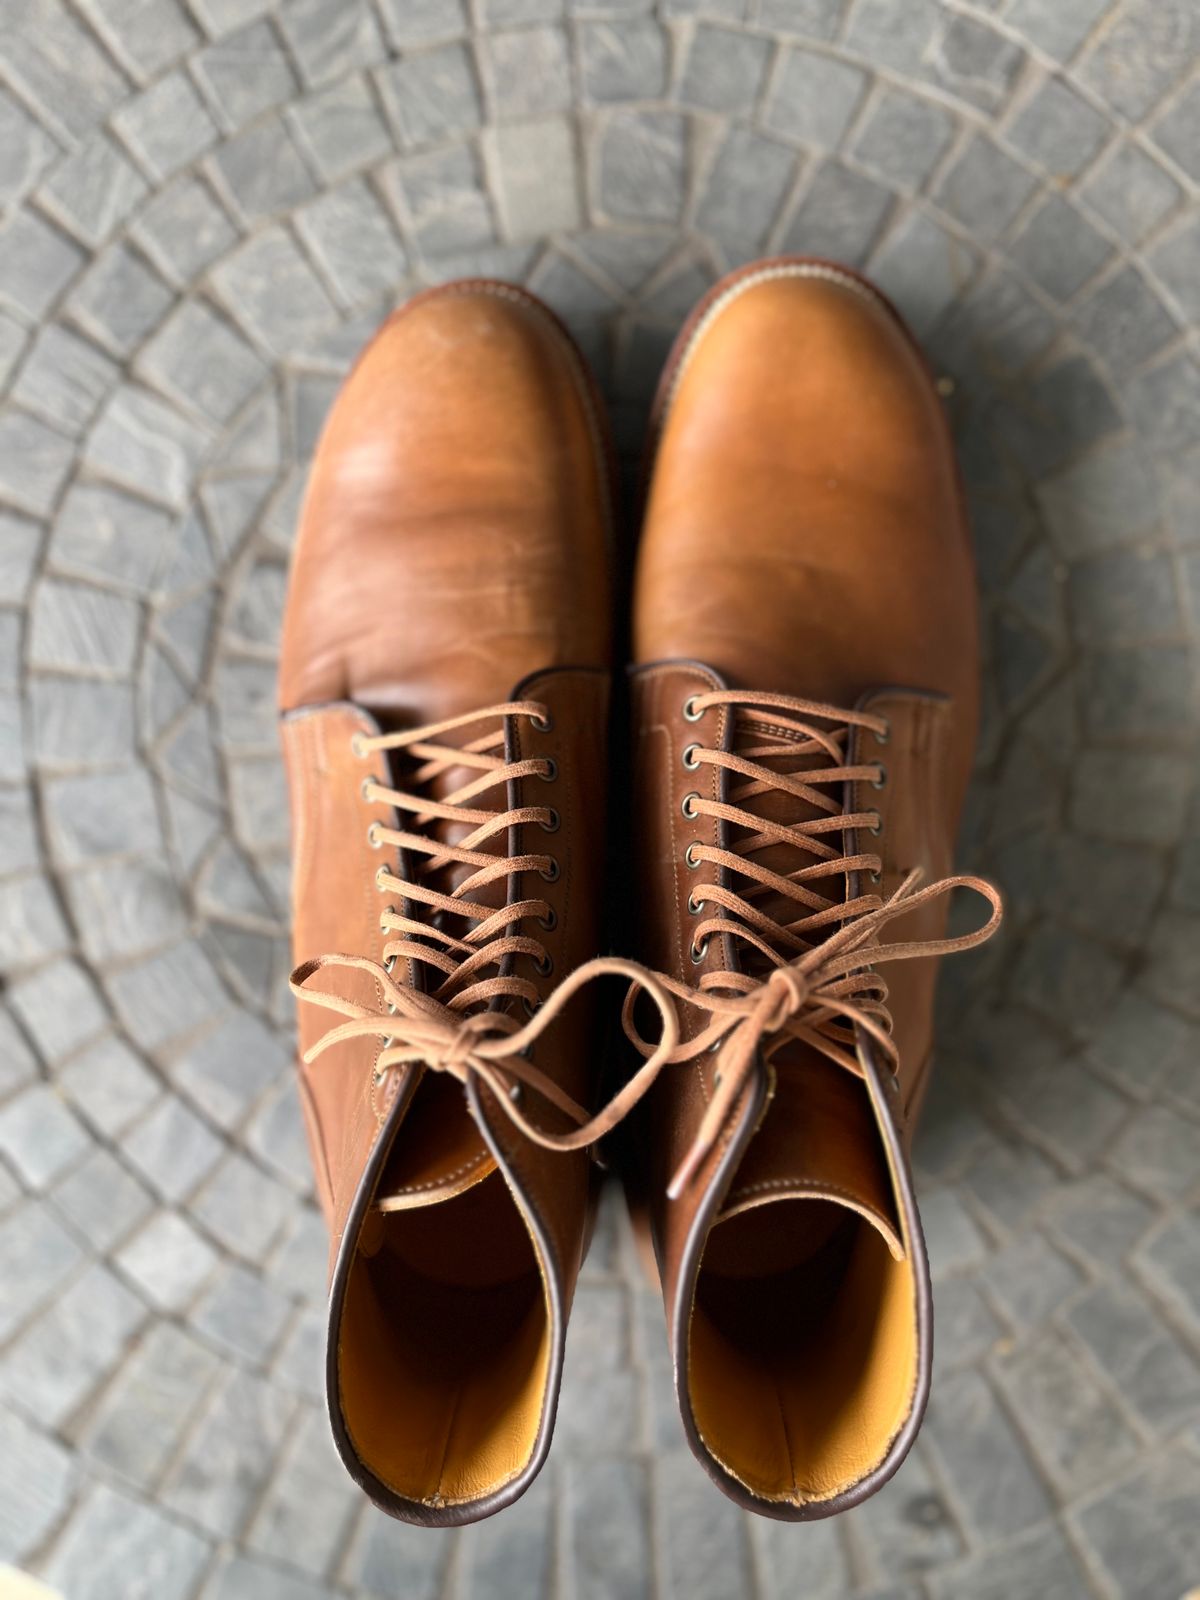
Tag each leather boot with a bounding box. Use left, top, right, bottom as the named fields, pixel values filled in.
left=625, top=259, right=1002, bottom=1519
left=278, top=281, right=616, bottom=1525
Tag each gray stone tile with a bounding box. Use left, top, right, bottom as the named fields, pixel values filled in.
left=580, top=19, right=668, bottom=102
left=67, top=241, right=176, bottom=358
left=1072, top=1449, right=1200, bottom=1600
left=482, top=0, right=560, bottom=17
left=71, top=858, right=191, bottom=964
left=0, top=87, right=60, bottom=207
left=194, top=18, right=298, bottom=127
left=927, top=1522, right=1092, bottom=1600
left=0, top=1197, right=84, bottom=1343
left=191, top=1259, right=293, bottom=1364
left=780, top=156, right=894, bottom=265
left=1010, top=192, right=1114, bottom=302
left=124, top=1093, right=224, bottom=1203
left=212, top=227, right=339, bottom=358
left=765, top=47, right=867, bottom=147
left=1080, top=138, right=1183, bottom=247
left=0, top=873, right=71, bottom=971
left=192, top=1152, right=293, bottom=1264
left=44, top=767, right=161, bottom=866
left=653, top=1449, right=751, bottom=1599
left=117, top=1207, right=220, bottom=1313
left=1130, top=349, right=1200, bottom=458
left=995, top=1326, right=1140, bottom=1493
left=289, top=75, right=392, bottom=184
left=869, top=208, right=980, bottom=337
left=679, top=23, right=772, bottom=113
left=843, top=0, right=940, bottom=76
left=247, top=1405, right=360, bottom=1580
left=0, top=781, right=39, bottom=870
left=1005, top=0, right=1114, bottom=61
left=8, top=958, right=108, bottom=1062
left=0, top=409, right=75, bottom=517
left=757, top=0, right=840, bottom=36
left=279, top=0, right=385, bottom=86
left=376, top=41, right=482, bottom=150
left=1071, top=746, right=1192, bottom=846
left=12, top=324, right=119, bottom=435
left=80, top=1319, right=218, bottom=1484
left=1038, top=440, right=1159, bottom=560
left=0, top=1082, right=91, bottom=1188
left=189, top=0, right=274, bottom=29
left=45, top=1482, right=212, bottom=1600
left=488, top=116, right=582, bottom=236
left=265, top=1206, right=327, bottom=1299
left=269, top=1301, right=323, bottom=1400
left=49, top=481, right=175, bottom=592
left=1066, top=1279, right=1200, bottom=1432
left=749, top=1510, right=848, bottom=1599
left=133, top=174, right=240, bottom=285
left=921, top=1369, right=1049, bottom=1542
left=200, top=1556, right=332, bottom=1600
left=296, top=178, right=409, bottom=305
left=139, top=299, right=268, bottom=426
left=345, top=1504, right=452, bottom=1600
left=39, top=132, right=149, bottom=248
left=1076, top=0, right=1200, bottom=122
left=695, top=126, right=796, bottom=262
left=852, top=1448, right=964, bottom=1578
left=112, top=69, right=220, bottom=178
left=86, top=383, right=213, bottom=509
left=1106, top=1100, right=1199, bottom=1200
left=29, top=677, right=137, bottom=766
left=76, top=0, right=199, bottom=78
left=961, top=1132, right=1060, bottom=1232
left=0, top=0, right=129, bottom=142
left=482, top=25, right=573, bottom=118
left=383, top=142, right=492, bottom=257
left=376, top=0, right=468, bottom=41
left=52, top=1144, right=155, bottom=1252
left=928, top=12, right=1025, bottom=110
left=1148, top=211, right=1200, bottom=326
left=1086, top=989, right=1199, bottom=1103
left=1067, top=544, right=1180, bottom=644
left=1150, top=78, right=1200, bottom=184
left=169, top=1010, right=290, bottom=1131
left=931, top=1274, right=1007, bottom=1378
left=851, top=88, right=956, bottom=191
left=564, top=1458, right=651, bottom=1600
left=1076, top=263, right=1178, bottom=375
left=596, top=108, right=687, bottom=224
left=0, top=1261, right=144, bottom=1428
left=457, top=1468, right=554, bottom=1600
left=1083, top=642, right=1196, bottom=738
left=1007, top=74, right=1110, bottom=177
left=0, top=311, right=28, bottom=388
left=0, top=1404, right=77, bottom=1564
left=1135, top=1209, right=1200, bottom=1337
left=988, top=1233, right=1084, bottom=1329
left=211, top=116, right=317, bottom=222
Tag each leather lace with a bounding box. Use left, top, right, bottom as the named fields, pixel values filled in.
left=291, top=694, right=1002, bottom=1198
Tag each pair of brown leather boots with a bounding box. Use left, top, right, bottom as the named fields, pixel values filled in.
left=278, top=258, right=1001, bottom=1528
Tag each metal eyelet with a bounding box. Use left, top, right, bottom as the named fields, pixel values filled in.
left=367, top=822, right=384, bottom=849
left=541, top=808, right=561, bottom=833
left=868, top=816, right=882, bottom=836
left=540, top=757, right=558, bottom=782
left=531, top=710, right=554, bottom=733
left=687, top=891, right=703, bottom=915
left=871, top=766, right=887, bottom=791
left=684, top=842, right=701, bottom=869
left=869, top=869, right=882, bottom=885
left=690, top=937, right=709, bottom=964
left=350, top=733, right=370, bottom=758
left=539, top=906, right=557, bottom=932
left=540, top=857, right=560, bottom=882
left=374, top=864, right=389, bottom=890
left=875, top=719, right=891, bottom=747
left=681, top=792, right=699, bottom=820
left=534, top=952, right=554, bottom=978
left=682, top=743, right=700, bottom=771
left=360, top=777, right=375, bottom=801
left=379, top=906, right=393, bottom=933
left=682, top=696, right=703, bottom=722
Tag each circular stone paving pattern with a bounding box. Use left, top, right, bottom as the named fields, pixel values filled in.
left=1, top=3, right=1199, bottom=1598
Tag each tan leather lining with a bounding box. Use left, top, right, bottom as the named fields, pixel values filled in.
left=338, top=1169, right=551, bottom=1505
left=688, top=1199, right=917, bottom=1504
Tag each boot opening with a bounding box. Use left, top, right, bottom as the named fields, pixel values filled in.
left=338, top=1166, right=550, bottom=1507
left=687, top=1197, right=916, bottom=1505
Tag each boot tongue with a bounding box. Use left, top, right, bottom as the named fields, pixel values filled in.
left=714, top=710, right=904, bottom=1261
left=716, top=1044, right=904, bottom=1261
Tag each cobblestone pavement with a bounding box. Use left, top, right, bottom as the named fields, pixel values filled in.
left=1, top=1, right=1198, bottom=1597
